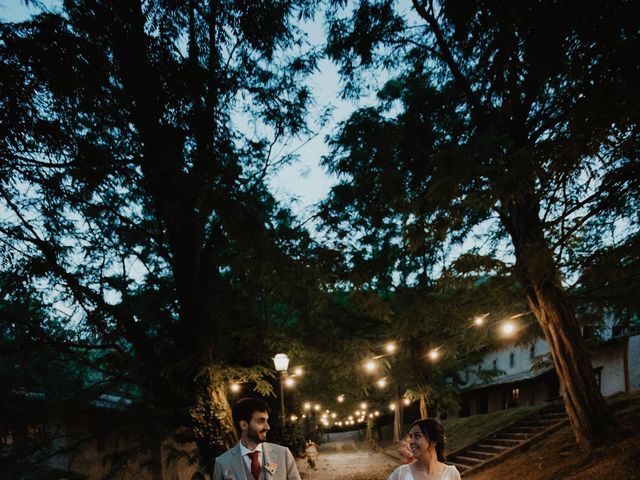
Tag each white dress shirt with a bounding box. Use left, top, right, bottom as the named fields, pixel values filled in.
left=239, top=442, right=264, bottom=477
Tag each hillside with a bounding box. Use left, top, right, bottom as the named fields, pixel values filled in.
left=443, top=405, right=540, bottom=453
left=373, top=392, right=640, bottom=480
left=466, top=391, right=640, bottom=480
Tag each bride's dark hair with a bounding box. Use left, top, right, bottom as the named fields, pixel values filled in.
left=410, top=418, right=447, bottom=462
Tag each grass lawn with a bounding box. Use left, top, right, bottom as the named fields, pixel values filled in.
left=443, top=404, right=540, bottom=453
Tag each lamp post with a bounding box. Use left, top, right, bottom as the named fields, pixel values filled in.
left=273, top=353, right=290, bottom=430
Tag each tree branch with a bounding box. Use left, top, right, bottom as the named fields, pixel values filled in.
left=411, top=0, right=484, bottom=121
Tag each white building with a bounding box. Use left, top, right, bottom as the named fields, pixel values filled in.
left=458, top=324, right=640, bottom=416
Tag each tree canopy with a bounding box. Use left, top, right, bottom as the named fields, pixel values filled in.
left=1, top=0, right=332, bottom=475
left=1, top=1, right=639, bottom=477
left=323, top=0, right=640, bottom=450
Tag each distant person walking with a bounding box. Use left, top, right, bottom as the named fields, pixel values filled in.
left=305, top=440, right=319, bottom=470
left=213, top=398, right=301, bottom=480
left=386, top=418, right=460, bottom=480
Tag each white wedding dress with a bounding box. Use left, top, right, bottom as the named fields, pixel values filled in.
left=386, top=463, right=461, bottom=480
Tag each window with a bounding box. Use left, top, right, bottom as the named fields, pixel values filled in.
left=512, top=388, right=520, bottom=400
left=27, top=424, right=45, bottom=443
left=530, top=344, right=536, bottom=360
left=509, top=352, right=515, bottom=368
left=509, top=387, right=520, bottom=408
left=476, top=392, right=488, bottom=414
left=582, top=325, right=595, bottom=339
left=1, top=429, right=14, bottom=446
left=594, top=367, right=603, bottom=391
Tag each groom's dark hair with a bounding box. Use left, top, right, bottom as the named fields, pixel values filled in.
left=232, top=397, right=270, bottom=432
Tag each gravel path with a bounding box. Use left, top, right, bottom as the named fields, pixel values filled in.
left=296, top=449, right=397, bottom=480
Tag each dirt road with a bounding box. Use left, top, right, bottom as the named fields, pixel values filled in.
left=296, top=449, right=397, bottom=480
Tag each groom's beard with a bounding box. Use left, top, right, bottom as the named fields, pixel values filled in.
left=248, top=425, right=268, bottom=444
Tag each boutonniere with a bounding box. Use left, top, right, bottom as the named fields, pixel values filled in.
left=265, top=462, right=278, bottom=474
left=223, top=470, right=234, bottom=480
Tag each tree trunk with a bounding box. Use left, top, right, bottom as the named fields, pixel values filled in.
left=193, top=379, right=238, bottom=477
left=408, top=337, right=430, bottom=419
left=393, top=386, right=402, bottom=444
left=500, top=198, right=619, bottom=451
left=419, top=397, right=428, bottom=420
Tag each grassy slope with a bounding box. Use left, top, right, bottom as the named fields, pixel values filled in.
left=466, top=391, right=640, bottom=480
left=443, top=405, right=540, bottom=453
left=348, top=392, right=640, bottom=480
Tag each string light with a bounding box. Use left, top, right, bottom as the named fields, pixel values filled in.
left=296, top=312, right=532, bottom=421
left=502, top=321, right=515, bottom=335
left=230, top=383, right=240, bottom=393
left=474, top=314, right=488, bottom=326
left=285, top=377, right=295, bottom=387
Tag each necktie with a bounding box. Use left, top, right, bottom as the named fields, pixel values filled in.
left=248, top=451, right=260, bottom=480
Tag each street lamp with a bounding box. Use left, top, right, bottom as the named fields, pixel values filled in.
left=273, top=353, right=290, bottom=429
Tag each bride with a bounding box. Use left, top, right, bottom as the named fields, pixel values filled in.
left=387, top=418, right=461, bottom=480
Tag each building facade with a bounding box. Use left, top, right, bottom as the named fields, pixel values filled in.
left=458, top=330, right=640, bottom=417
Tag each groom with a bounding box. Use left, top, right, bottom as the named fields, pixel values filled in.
left=213, top=398, right=301, bottom=480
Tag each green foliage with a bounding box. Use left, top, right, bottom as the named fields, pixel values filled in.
left=190, top=392, right=234, bottom=459
left=280, top=421, right=307, bottom=457
left=0, top=0, right=326, bottom=475
left=531, top=353, right=554, bottom=372
left=323, top=0, right=640, bottom=304
left=573, top=233, right=640, bottom=327
left=323, top=0, right=639, bottom=447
